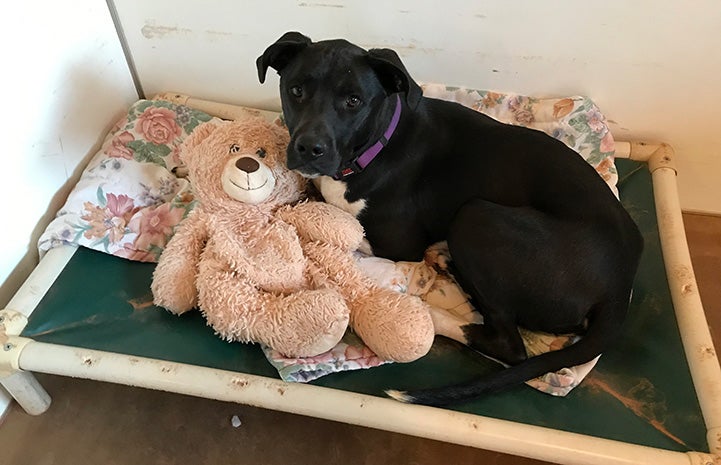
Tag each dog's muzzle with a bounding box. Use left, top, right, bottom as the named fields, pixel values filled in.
left=286, top=124, right=340, bottom=177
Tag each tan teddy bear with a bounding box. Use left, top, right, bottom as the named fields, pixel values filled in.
left=151, top=116, right=434, bottom=362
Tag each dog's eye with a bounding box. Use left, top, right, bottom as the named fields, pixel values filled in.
left=256, top=148, right=267, bottom=158
left=290, top=86, right=303, bottom=98
left=346, top=95, right=362, bottom=108
left=230, top=144, right=241, bottom=153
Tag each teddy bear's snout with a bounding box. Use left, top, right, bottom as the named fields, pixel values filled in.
left=221, top=155, right=276, bottom=205
left=235, top=157, right=260, bottom=173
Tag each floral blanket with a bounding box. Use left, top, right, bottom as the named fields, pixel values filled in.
left=39, top=85, right=617, bottom=396
left=39, top=100, right=213, bottom=262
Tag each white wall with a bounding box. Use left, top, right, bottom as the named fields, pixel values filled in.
left=0, top=1, right=137, bottom=412
left=0, top=1, right=138, bottom=307
left=114, top=0, right=721, bottom=214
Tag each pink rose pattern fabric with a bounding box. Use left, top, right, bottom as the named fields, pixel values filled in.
left=40, top=90, right=617, bottom=393
left=135, top=107, right=183, bottom=145
left=39, top=99, right=212, bottom=262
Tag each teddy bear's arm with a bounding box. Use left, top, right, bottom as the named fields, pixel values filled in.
left=151, top=209, right=208, bottom=314
left=277, top=201, right=364, bottom=251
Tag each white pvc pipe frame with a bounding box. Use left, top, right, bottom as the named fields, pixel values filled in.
left=1, top=95, right=719, bottom=465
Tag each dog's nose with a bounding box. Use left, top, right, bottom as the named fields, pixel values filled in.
left=235, top=157, right=260, bottom=173
left=294, top=136, right=327, bottom=158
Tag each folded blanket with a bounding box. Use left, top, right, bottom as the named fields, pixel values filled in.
left=39, top=85, right=618, bottom=396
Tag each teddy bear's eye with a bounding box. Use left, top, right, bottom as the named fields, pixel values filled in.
left=256, top=148, right=267, bottom=158
left=230, top=144, right=241, bottom=153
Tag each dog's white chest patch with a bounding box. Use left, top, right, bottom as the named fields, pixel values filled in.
left=314, top=176, right=367, bottom=218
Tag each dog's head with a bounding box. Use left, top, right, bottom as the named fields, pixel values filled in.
left=257, top=32, right=422, bottom=178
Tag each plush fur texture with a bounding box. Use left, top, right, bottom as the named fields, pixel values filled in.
left=151, top=116, right=434, bottom=361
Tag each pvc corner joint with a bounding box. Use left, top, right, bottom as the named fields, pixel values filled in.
left=0, top=309, right=28, bottom=336
left=647, top=143, right=677, bottom=174
left=686, top=450, right=721, bottom=465
left=0, top=309, right=32, bottom=378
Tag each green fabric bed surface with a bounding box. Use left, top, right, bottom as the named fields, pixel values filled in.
left=22, top=159, right=707, bottom=453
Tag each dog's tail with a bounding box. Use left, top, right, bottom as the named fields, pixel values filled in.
left=386, top=296, right=630, bottom=407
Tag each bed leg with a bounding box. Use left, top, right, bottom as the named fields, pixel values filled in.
left=0, top=371, right=51, bottom=415
left=0, top=326, right=51, bottom=415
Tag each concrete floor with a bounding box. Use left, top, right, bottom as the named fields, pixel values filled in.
left=0, top=213, right=718, bottom=465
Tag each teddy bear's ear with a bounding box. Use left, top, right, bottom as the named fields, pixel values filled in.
left=180, top=121, right=222, bottom=163
left=269, top=120, right=292, bottom=153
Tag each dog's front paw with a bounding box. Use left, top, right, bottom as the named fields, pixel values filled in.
left=424, top=241, right=451, bottom=272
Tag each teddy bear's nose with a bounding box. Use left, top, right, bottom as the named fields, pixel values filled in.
left=235, top=157, right=260, bottom=173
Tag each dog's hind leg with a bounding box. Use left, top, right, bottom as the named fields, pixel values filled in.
left=460, top=313, right=528, bottom=366
left=428, top=306, right=473, bottom=342
left=423, top=241, right=526, bottom=363
left=430, top=302, right=526, bottom=366
left=446, top=198, right=588, bottom=367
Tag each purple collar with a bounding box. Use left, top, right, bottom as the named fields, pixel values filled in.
left=335, top=94, right=402, bottom=179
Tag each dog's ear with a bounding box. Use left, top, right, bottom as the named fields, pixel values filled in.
left=367, top=48, right=422, bottom=109
left=256, top=32, right=312, bottom=83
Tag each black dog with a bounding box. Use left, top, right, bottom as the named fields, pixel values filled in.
left=257, top=32, right=643, bottom=406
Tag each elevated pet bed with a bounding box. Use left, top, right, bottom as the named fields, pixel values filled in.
left=1, top=88, right=719, bottom=465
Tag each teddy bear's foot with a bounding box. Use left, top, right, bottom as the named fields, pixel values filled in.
left=351, top=289, right=435, bottom=363
left=197, top=254, right=351, bottom=358
left=151, top=279, right=197, bottom=315
left=271, top=289, right=351, bottom=357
